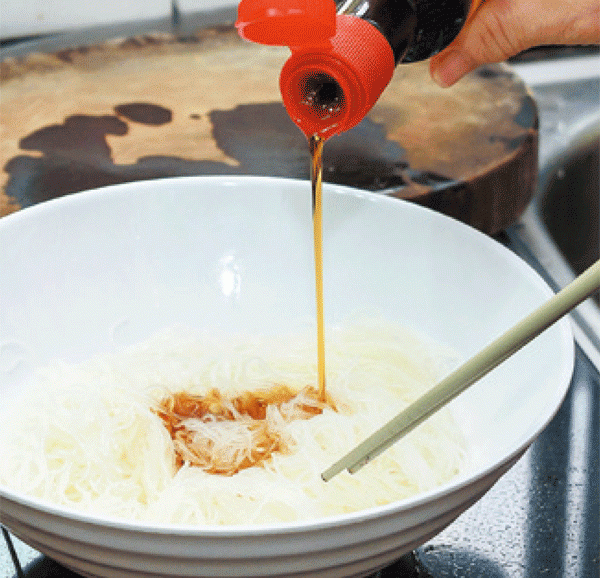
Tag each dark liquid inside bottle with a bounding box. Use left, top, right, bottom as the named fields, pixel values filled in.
left=300, top=73, right=346, bottom=122
left=337, top=0, right=472, bottom=63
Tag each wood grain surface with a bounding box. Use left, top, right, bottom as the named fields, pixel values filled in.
left=0, top=25, right=538, bottom=233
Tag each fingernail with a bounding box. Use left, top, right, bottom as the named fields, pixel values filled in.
left=431, top=51, right=473, bottom=88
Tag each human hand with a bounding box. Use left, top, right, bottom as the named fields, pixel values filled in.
left=430, top=0, right=600, bottom=87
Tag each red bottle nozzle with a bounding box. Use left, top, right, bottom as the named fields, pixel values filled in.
left=236, top=2, right=395, bottom=140
left=236, top=0, right=336, bottom=46
left=279, top=15, right=395, bottom=139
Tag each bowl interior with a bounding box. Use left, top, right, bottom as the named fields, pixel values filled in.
left=0, top=175, right=573, bottom=517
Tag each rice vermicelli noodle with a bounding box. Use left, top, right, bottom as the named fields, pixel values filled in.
left=0, top=317, right=468, bottom=526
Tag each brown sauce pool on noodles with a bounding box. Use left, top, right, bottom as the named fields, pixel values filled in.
left=155, top=386, right=335, bottom=476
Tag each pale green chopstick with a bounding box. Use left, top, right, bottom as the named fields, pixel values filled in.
left=322, top=259, right=600, bottom=482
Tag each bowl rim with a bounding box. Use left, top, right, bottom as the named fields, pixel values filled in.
left=0, top=175, right=575, bottom=537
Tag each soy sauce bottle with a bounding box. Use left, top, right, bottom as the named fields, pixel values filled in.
left=237, top=0, right=483, bottom=138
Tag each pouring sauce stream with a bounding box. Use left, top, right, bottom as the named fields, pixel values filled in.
left=309, top=134, right=327, bottom=402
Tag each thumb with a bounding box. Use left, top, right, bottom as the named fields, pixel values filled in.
left=430, top=0, right=528, bottom=87
left=430, top=0, right=600, bottom=87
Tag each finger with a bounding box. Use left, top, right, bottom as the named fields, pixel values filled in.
left=430, top=0, right=526, bottom=87
left=430, top=0, right=600, bottom=88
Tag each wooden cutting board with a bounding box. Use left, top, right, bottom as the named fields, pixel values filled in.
left=0, top=25, right=537, bottom=233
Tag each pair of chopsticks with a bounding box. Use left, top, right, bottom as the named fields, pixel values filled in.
left=322, top=259, right=600, bottom=482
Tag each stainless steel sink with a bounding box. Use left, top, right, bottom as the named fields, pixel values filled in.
left=540, top=122, right=599, bottom=284
left=505, top=57, right=600, bottom=368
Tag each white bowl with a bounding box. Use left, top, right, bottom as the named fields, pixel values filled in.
left=0, top=176, right=574, bottom=578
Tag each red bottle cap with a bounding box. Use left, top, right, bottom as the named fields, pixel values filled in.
left=279, top=15, right=395, bottom=138
left=236, top=0, right=336, bottom=46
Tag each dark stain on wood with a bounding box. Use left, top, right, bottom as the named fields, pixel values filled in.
left=115, top=103, right=173, bottom=125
